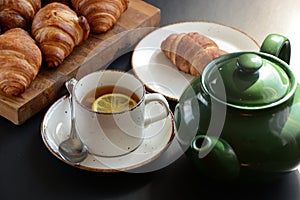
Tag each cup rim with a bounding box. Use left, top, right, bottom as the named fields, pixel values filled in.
left=74, top=69, right=146, bottom=115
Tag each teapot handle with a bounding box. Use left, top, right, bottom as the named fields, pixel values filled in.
left=260, top=33, right=291, bottom=64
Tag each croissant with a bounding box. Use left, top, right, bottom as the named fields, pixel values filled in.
left=71, top=0, right=129, bottom=33
left=0, top=0, right=41, bottom=32
left=31, top=2, right=90, bottom=68
left=161, top=32, right=227, bottom=76
left=0, top=28, right=42, bottom=96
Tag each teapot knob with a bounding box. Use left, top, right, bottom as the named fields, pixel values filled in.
left=237, top=53, right=263, bottom=73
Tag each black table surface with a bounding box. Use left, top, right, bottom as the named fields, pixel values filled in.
left=1, top=0, right=300, bottom=199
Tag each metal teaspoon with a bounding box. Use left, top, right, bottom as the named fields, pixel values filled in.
left=58, top=78, right=88, bottom=163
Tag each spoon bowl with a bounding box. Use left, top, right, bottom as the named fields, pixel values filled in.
left=58, top=78, right=88, bottom=163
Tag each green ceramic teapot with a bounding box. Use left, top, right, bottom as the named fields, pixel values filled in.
left=174, top=34, right=300, bottom=181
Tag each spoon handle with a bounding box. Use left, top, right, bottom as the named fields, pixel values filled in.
left=65, top=78, right=78, bottom=139
left=65, top=78, right=77, bottom=99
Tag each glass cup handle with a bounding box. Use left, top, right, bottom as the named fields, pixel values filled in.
left=144, top=93, right=170, bottom=127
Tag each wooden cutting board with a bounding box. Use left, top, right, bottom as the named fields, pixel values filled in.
left=0, top=0, right=161, bottom=125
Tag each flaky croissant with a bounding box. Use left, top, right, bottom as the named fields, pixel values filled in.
left=161, top=32, right=227, bottom=76
left=0, top=0, right=41, bottom=32
left=31, top=2, right=90, bottom=68
left=71, top=0, right=129, bottom=33
left=0, top=28, right=42, bottom=96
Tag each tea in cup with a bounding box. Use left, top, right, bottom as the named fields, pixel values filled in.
left=71, top=70, right=170, bottom=157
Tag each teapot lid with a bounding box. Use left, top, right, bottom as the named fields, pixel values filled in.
left=202, top=52, right=295, bottom=109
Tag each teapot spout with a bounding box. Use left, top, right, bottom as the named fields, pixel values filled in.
left=187, top=135, right=240, bottom=181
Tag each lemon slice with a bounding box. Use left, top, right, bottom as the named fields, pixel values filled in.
left=92, top=93, right=137, bottom=113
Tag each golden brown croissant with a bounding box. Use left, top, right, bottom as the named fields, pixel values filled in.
left=31, top=2, right=90, bottom=68
left=71, top=0, right=129, bottom=33
left=0, top=0, right=41, bottom=32
left=0, top=28, right=42, bottom=96
left=161, top=32, right=227, bottom=76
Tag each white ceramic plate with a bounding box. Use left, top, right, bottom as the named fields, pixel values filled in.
left=41, top=95, right=175, bottom=172
left=131, top=21, right=260, bottom=101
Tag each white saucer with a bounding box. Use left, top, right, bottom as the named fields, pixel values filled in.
left=132, top=21, right=260, bottom=101
left=41, top=95, right=175, bottom=172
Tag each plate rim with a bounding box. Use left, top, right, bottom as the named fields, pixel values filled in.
left=131, top=20, right=260, bottom=102
left=40, top=94, right=175, bottom=172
